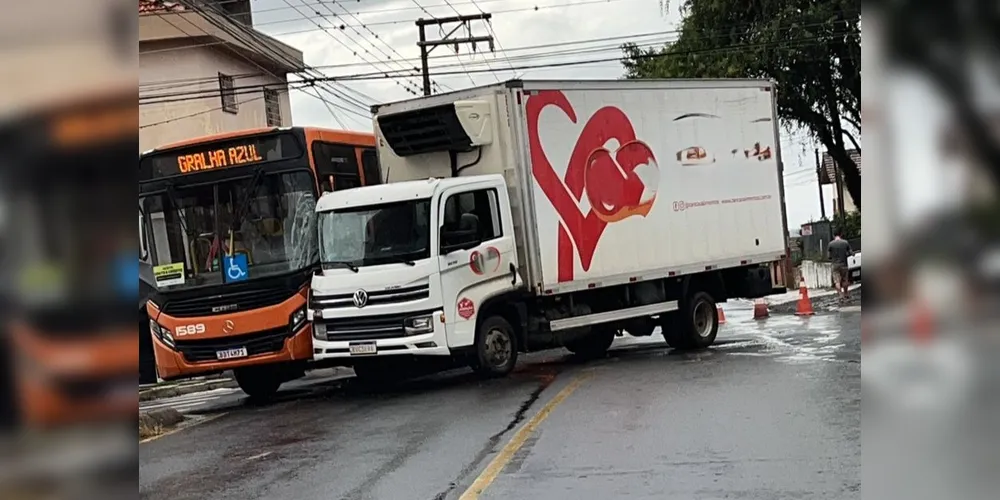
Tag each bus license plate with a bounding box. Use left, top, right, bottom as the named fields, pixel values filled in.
left=349, top=342, right=377, bottom=356
left=216, top=347, right=248, bottom=360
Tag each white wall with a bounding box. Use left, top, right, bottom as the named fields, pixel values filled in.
left=799, top=260, right=834, bottom=289
left=140, top=44, right=293, bottom=153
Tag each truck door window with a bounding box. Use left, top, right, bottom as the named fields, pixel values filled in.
left=360, top=148, right=382, bottom=185
left=441, top=188, right=502, bottom=250
left=312, top=142, right=362, bottom=192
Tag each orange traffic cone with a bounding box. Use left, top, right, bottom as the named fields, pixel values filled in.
left=717, top=305, right=726, bottom=324
left=910, top=300, right=934, bottom=344
left=795, top=277, right=814, bottom=316
left=753, top=298, right=769, bottom=319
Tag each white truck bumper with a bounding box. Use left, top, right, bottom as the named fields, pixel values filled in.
left=311, top=309, right=451, bottom=360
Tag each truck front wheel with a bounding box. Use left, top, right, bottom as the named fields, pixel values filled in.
left=662, top=291, right=719, bottom=350
left=234, top=366, right=282, bottom=402
left=471, top=315, right=519, bottom=378
left=565, top=328, right=616, bottom=359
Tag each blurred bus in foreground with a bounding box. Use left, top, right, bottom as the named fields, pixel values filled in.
left=139, top=127, right=379, bottom=399
left=0, top=89, right=137, bottom=429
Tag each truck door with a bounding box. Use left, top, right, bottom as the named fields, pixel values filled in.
left=437, top=183, right=518, bottom=348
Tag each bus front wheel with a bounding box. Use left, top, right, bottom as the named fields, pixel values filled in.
left=234, top=366, right=282, bottom=402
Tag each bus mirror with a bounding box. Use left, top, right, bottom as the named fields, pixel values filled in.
left=139, top=211, right=149, bottom=261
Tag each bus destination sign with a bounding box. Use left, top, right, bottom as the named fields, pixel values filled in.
left=177, top=143, right=264, bottom=173
left=140, top=133, right=303, bottom=181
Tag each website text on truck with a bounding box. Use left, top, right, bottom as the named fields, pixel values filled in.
left=309, top=79, right=790, bottom=381
left=139, top=126, right=379, bottom=399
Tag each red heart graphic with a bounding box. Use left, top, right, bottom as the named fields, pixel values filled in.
left=525, top=90, right=656, bottom=282
left=585, top=140, right=658, bottom=223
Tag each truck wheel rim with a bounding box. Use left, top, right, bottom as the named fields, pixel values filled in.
left=485, top=328, right=511, bottom=367
left=693, top=301, right=714, bottom=338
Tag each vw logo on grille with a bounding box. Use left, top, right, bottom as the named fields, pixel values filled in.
left=353, top=289, right=369, bottom=308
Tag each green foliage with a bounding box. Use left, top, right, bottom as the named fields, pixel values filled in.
left=622, top=0, right=861, bottom=206
left=832, top=211, right=861, bottom=240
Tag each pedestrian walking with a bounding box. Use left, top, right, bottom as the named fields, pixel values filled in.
left=827, top=233, right=853, bottom=301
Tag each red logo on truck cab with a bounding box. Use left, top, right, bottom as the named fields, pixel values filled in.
left=525, top=90, right=659, bottom=282
left=457, top=298, right=476, bottom=320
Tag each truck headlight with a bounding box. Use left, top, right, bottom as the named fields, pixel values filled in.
left=290, top=306, right=307, bottom=332
left=312, top=323, right=327, bottom=340
left=404, top=315, right=434, bottom=335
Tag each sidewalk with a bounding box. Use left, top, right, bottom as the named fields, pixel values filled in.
left=139, top=367, right=354, bottom=405
left=140, top=376, right=238, bottom=402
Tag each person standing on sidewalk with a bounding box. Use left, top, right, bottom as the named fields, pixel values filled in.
left=828, top=233, right=854, bottom=300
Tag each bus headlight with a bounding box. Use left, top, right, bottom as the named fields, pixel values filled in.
left=404, top=315, right=434, bottom=335
left=290, top=306, right=307, bottom=332
left=149, top=319, right=175, bottom=348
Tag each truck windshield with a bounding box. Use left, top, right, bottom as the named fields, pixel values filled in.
left=318, top=199, right=431, bottom=268
left=140, top=171, right=317, bottom=290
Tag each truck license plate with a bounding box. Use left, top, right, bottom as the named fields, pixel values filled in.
left=349, top=342, right=377, bottom=356
left=216, top=347, right=248, bottom=360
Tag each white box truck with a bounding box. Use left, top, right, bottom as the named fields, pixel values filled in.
left=309, top=79, right=790, bottom=380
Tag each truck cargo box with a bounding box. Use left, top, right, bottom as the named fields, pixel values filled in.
left=373, top=79, right=788, bottom=296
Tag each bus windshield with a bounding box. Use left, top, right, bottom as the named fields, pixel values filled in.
left=140, top=170, right=317, bottom=290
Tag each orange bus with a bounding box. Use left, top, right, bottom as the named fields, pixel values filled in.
left=139, top=127, right=379, bottom=399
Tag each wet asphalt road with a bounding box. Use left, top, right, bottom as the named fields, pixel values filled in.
left=140, top=304, right=860, bottom=500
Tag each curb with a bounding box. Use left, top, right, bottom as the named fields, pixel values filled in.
left=139, top=408, right=185, bottom=440
left=139, top=378, right=239, bottom=402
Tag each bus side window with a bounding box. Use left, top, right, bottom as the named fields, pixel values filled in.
left=312, top=142, right=361, bottom=192
left=361, top=148, right=381, bottom=185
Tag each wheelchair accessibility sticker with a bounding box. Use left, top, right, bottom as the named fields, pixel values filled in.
left=223, top=254, right=249, bottom=283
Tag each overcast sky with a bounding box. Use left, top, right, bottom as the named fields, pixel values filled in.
left=250, top=0, right=837, bottom=228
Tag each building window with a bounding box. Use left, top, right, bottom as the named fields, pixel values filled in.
left=218, top=73, right=238, bottom=114
left=264, top=88, right=281, bottom=126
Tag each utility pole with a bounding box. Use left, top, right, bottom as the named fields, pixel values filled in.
left=834, top=160, right=846, bottom=218
left=416, top=13, right=495, bottom=96
left=815, top=148, right=826, bottom=220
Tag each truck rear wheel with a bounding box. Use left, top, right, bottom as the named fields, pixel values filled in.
left=565, top=328, right=616, bottom=359
left=234, top=366, right=282, bottom=402
left=662, top=291, right=719, bottom=350
left=471, top=315, right=519, bottom=378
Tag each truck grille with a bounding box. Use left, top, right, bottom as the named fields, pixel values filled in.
left=161, top=288, right=293, bottom=318
left=311, top=283, right=430, bottom=309
left=174, top=327, right=292, bottom=363
left=317, top=309, right=437, bottom=341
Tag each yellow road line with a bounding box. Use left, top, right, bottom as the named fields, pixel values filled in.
left=459, top=374, right=591, bottom=500
left=140, top=412, right=228, bottom=444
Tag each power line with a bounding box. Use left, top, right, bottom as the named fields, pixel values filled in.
left=183, top=0, right=371, bottom=122
left=442, top=0, right=500, bottom=84
left=142, top=30, right=856, bottom=102
left=253, top=0, right=637, bottom=31
left=306, top=0, right=427, bottom=96
left=413, top=1, right=480, bottom=88
left=141, top=16, right=855, bottom=92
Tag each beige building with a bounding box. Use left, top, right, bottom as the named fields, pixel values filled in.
left=139, top=0, right=304, bottom=153
left=822, top=149, right=861, bottom=215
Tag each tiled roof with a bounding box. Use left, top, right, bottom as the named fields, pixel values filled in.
left=820, top=149, right=861, bottom=185
left=139, top=0, right=187, bottom=14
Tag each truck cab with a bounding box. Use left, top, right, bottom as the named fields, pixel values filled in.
left=310, top=175, right=521, bottom=376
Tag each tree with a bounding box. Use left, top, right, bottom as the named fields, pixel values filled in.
left=622, top=0, right=861, bottom=207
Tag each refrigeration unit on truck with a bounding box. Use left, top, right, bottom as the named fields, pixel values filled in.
left=309, top=79, right=790, bottom=379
